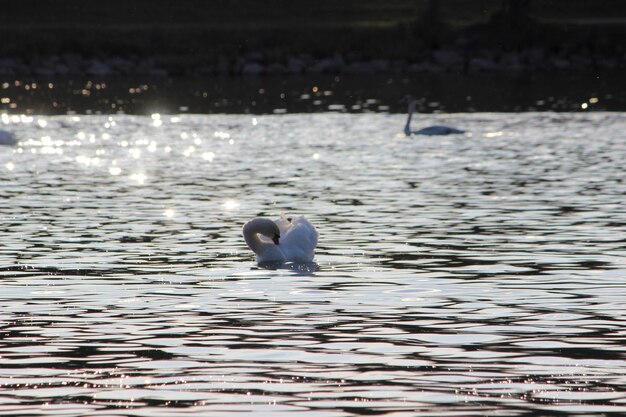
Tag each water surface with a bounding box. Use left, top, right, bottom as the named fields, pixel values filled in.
left=1, top=112, right=626, bottom=416
left=2, top=73, right=624, bottom=115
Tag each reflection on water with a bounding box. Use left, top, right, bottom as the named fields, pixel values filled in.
left=1, top=73, right=625, bottom=115
left=1, top=112, right=626, bottom=416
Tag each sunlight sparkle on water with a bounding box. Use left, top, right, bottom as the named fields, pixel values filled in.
left=75, top=155, right=100, bottom=166
left=151, top=113, right=162, bottom=127
left=130, top=173, right=147, bottom=184
left=223, top=200, right=240, bottom=210
left=183, top=146, right=195, bottom=157
left=129, top=148, right=142, bottom=159
left=109, top=166, right=122, bottom=176
left=214, top=131, right=230, bottom=139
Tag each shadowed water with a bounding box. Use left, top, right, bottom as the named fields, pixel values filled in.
left=1, top=112, right=626, bottom=416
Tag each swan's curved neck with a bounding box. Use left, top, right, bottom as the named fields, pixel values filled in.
left=242, top=218, right=277, bottom=256
left=404, top=101, right=415, bottom=135
left=243, top=222, right=265, bottom=254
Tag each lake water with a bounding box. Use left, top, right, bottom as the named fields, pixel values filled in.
left=1, top=111, right=626, bottom=416
left=3, top=73, right=625, bottom=115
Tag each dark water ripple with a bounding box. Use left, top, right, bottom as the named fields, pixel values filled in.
left=1, top=112, right=626, bottom=416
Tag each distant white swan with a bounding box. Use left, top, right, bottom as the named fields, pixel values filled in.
left=404, top=99, right=464, bottom=136
left=243, top=216, right=318, bottom=264
left=0, top=130, right=16, bottom=146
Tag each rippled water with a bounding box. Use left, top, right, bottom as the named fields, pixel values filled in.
left=1, top=112, right=626, bottom=416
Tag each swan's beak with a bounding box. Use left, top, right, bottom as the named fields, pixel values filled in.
left=272, top=234, right=280, bottom=245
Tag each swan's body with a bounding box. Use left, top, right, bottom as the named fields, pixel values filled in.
left=243, top=216, right=318, bottom=264
left=0, top=130, right=16, bottom=146
left=404, top=100, right=464, bottom=136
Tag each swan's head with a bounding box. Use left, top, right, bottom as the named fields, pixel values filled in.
left=243, top=218, right=281, bottom=246
left=407, top=98, right=416, bottom=113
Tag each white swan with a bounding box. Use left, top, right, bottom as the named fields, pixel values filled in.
left=0, top=130, right=16, bottom=146
left=404, top=99, right=464, bottom=136
left=243, top=216, right=318, bottom=264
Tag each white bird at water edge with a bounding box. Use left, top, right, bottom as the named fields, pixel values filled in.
left=404, top=99, right=465, bottom=136
left=242, top=216, right=318, bottom=264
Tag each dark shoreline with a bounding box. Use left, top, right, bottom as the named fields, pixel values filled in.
left=2, top=1, right=625, bottom=79
left=1, top=45, right=624, bottom=79
left=2, top=1, right=625, bottom=115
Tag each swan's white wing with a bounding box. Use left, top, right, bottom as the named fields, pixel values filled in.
left=273, top=215, right=293, bottom=236
left=279, top=217, right=318, bottom=263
